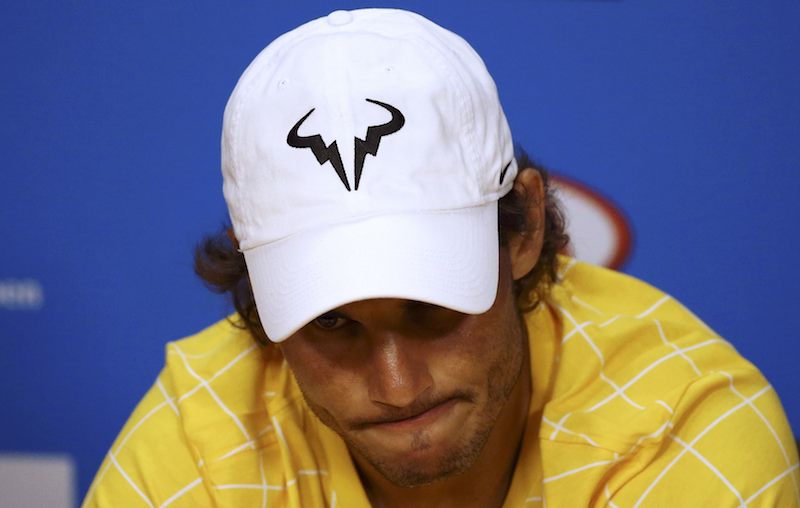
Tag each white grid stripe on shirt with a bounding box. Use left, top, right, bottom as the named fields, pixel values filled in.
left=668, top=433, right=746, bottom=506
left=542, top=415, right=599, bottom=447
left=570, top=295, right=604, bottom=315
left=586, top=339, right=723, bottom=413
left=745, top=463, right=800, bottom=505
left=176, top=333, right=236, bottom=359
left=174, top=343, right=258, bottom=403
left=559, top=291, right=732, bottom=418
left=547, top=413, right=571, bottom=440
left=652, top=318, right=702, bottom=376
left=158, top=477, right=202, bottom=508
left=114, top=400, right=170, bottom=455
left=559, top=306, right=645, bottom=411
left=598, top=315, right=623, bottom=328
left=560, top=293, right=671, bottom=337
left=557, top=258, right=578, bottom=279
left=600, top=372, right=645, bottom=410
left=258, top=424, right=275, bottom=436
left=216, top=439, right=258, bottom=462
left=157, top=378, right=180, bottom=416
left=215, top=484, right=285, bottom=491
left=632, top=383, right=772, bottom=508
left=561, top=320, right=592, bottom=344
left=718, top=371, right=800, bottom=505
left=212, top=470, right=329, bottom=494
left=558, top=307, right=604, bottom=361
left=635, top=295, right=671, bottom=319
left=543, top=458, right=618, bottom=484
left=172, top=343, right=254, bottom=444
left=298, top=469, right=329, bottom=476
left=655, top=400, right=674, bottom=414
left=85, top=337, right=257, bottom=506
left=83, top=389, right=173, bottom=505
left=109, top=450, right=155, bottom=508
left=271, top=416, right=290, bottom=452
left=270, top=415, right=301, bottom=500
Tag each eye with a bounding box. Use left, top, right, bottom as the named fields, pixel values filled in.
left=313, top=312, right=349, bottom=330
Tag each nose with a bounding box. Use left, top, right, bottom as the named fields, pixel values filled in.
left=366, top=335, right=433, bottom=408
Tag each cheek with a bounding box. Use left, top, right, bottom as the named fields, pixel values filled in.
left=432, top=277, right=523, bottom=395
left=280, top=341, right=365, bottom=418
left=428, top=315, right=518, bottom=393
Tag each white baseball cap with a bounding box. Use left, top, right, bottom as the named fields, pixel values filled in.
left=222, top=8, right=517, bottom=342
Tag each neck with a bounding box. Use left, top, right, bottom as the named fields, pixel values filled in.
left=356, top=343, right=532, bottom=508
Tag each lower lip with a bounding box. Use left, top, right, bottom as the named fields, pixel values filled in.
left=372, top=398, right=459, bottom=431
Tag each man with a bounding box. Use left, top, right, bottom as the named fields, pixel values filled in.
left=84, top=9, right=799, bottom=507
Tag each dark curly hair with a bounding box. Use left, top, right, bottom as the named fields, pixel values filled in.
left=194, top=150, right=569, bottom=346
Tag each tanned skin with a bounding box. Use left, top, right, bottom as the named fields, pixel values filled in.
left=276, top=169, right=545, bottom=508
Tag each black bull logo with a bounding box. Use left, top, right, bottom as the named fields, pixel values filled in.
left=286, top=99, right=405, bottom=191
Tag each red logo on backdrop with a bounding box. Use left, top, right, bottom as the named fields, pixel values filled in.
left=550, top=175, right=633, bottom=270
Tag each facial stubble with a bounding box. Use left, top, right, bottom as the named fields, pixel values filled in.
left=296, top=310, right=527, bottom=489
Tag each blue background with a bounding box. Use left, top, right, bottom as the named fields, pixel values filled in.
left=1, top=1, right=798, bottom=503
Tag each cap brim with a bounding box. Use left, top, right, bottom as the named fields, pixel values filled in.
left=243, top=202, right=499, bottom=342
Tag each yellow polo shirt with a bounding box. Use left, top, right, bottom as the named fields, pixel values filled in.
left=83, top=258, right=799, bottom=507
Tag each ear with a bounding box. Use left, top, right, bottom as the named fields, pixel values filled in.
left=507, top=168, right=545, bottom=281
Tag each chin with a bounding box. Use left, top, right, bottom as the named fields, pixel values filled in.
left=367, top=449, right=470, bottom=488
left=348, top=424, right=488, bottom=488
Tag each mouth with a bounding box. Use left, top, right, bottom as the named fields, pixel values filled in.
left=368, top=398, right=460, bottom=431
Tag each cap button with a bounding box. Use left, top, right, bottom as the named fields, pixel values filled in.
left=327, top=10, right=353, bottom=26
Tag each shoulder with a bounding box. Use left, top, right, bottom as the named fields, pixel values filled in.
left=542, top=257, right=754, bottom=433
left=534, top=258, right=799, bottom=506
left=163, top=316, right=267, bottom=403
left=161, top=317, right=347, bottom=506
left=84, top=316, right=310, bottom=507
left=161, top=316, right=275, bottom=453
